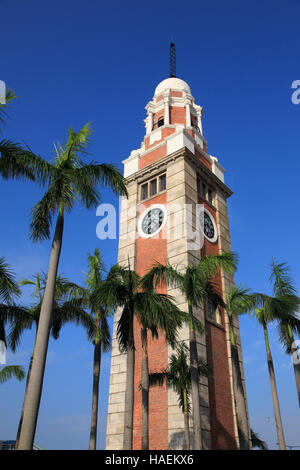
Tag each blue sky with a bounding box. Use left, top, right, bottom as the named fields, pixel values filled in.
left=0, top=0, right=300, bottom=450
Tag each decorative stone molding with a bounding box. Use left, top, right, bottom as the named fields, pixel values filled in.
left=124, top=146, right=232, bottom=200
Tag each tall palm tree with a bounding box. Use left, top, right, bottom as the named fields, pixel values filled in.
left=2, top=123, right=127, bottom=450
left=11, top=271, right=95, bottom=448
left=149, top=342, right=211, bottom=450
left=0, top=366, right=25, bottom=384
left=79, top=248, right=111, bottom=451
left=246, top=293, right=300, bottom=451
left=224, top=285, right=255, bottom=449
left=95, top=262, right=183, bottom=450
left=142, top=252, right=237, bottom=450
left=269, top=259, right=300, bottom=406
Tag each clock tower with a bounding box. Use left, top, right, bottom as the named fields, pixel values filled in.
left=106, top=76, right=250, bottom=450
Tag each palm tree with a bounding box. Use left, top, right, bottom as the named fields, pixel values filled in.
left=224, top=285, right=255, bottom=449
left=246, top=293, right=300, bottom=451
left=142, top=252, right=237, bottom=450
left=11, top=271, right=95, bottom=448
left=269, top=259, right=300, bottom=406
left=96, top=262, right=183, bottom=450
left=0, top=366, right=25, bottom=384
left=3, top=123, right=127, bottom=449
left=77, top=248, right=111, bottom=450
left=149, top=342, right=211, bottom=450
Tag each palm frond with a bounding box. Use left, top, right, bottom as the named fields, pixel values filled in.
left=0, top=365, right=25, bottom=383
left=250, top=429, right=268, bottom=450
left=6, top=306, right=34, bottom=352
left=51, top=301, right=96, bottom=341
left=148, top=370, right=169, bottom=388
left=71, top=167, right=101, bottom=209
left=29, top=183, right=63, bottom=241
left=197, top=252, right=238, bottom=280
left=270, top=259, right=297, bottom=297
left=225, top=285, right=258, bottom=316
left=140, top=261, right=184, bottom=291
left=204, top=281, right=225, bottom=309
left=135, top=291, right=183, bottom=347
left=99, top=316, right=111, bottom=352
left=65, top=122, right=92, bottom=162
left=0, top=304, right=29, bottom=325
left=117, top=304, right=134, bottom=352
left=86, top=248, right=105, bottom=291
left=276, top=313, right=300, bottom=354
left=265, top=295, right=300, bottom=323
left=0, top=139, right=54, bottom=183
left=0, top=257, right=21, bottom=304
left=75, top=162, right=128, bottom=198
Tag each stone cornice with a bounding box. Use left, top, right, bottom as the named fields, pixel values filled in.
left=184, top=148, right=233, bottom=199
left=145, top=93, right=190, bottom=114
left=125, top=148, right=185, bottom=185
left=125, top=146, right=233, bottom=199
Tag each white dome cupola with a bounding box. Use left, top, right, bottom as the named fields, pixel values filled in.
left=154, top=77, right=191, bottom=96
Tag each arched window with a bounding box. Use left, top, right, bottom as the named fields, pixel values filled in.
left=153, top=117, right=164, bottom=130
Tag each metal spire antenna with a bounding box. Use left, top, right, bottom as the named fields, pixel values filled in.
left=170, top=42, right=176, bottom=78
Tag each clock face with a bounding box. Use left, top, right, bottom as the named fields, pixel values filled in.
left=138, top=205, right=167, bottom=238
left=199, top=208, right=218, bottom=243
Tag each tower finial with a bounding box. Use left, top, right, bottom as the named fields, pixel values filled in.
left=170, top=42, right=176, bottom=78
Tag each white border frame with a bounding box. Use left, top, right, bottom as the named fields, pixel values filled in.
left=199, top=207, right=218, bottom=243
left=138, top=204, right=167, bottom=239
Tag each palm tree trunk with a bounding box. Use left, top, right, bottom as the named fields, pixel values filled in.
left=183, top=388, right=190, bottom=450
left=123, top=344, right=135, bottom=450
left=141, top=327, right=149, bottom=450
left=17, top=214, right=64, bottom=450
left=263, top=323, right=286, bottom=450
left=89, top=337, right=102, bottom=450
left=15, top=353, right=34, bottom=448
left=228, top=315, right=250, bottom=449
left=16, top=325, right=39, bottom=449
left=188, top=302, right=202, bottom=450
left=231, top=343, right=250, bottom=449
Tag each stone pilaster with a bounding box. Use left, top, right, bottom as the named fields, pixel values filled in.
left=106, top=180, right=138, bottom=450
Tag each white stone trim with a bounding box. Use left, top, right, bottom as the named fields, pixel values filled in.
left=123, top=151, right=140, bottom=178
left=211, top=156, right=225, bottom=183
left=166, top=130, right=195, bottom=156
left=149, top=128, right=162, bottom=146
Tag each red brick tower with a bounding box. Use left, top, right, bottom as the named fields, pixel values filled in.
left=106, top=76, right=250, bottom=450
